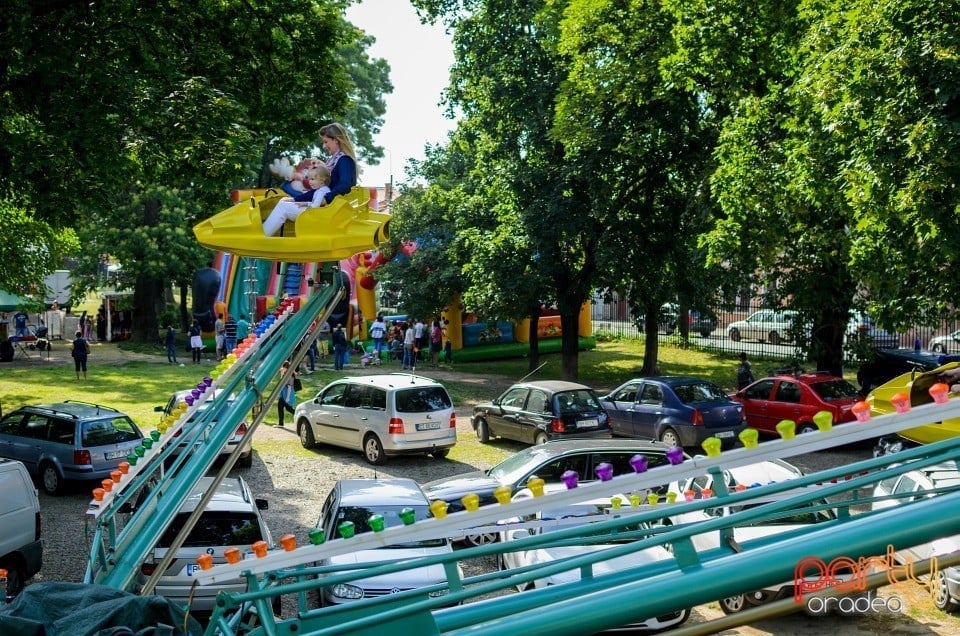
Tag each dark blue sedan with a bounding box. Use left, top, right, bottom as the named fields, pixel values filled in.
left=599, top=376, right=745, bottom=449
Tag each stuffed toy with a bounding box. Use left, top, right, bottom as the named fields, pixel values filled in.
left=269, top=157, right=323, bottom=195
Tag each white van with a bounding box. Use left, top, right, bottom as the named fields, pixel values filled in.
left=0, top=459, right=43, bottom=600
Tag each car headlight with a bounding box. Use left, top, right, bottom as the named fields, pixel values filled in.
left=331, top=583, right=364, bottom=599
left=428, top=588, right=450, bottom=598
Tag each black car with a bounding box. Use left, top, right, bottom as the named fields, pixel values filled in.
left=471, top=380, right=612, bottom=446
left=856, top=348, right=960, bottom=395
left=422, top=439, right=681, bottom=546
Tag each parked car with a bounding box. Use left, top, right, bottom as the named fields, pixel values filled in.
left=155, top=389, right=252, bottom=468
left=871, top=462, right=960, bottom=612
left=137, top=476, right=277, bottom=616
left=0, top=401, right=144, bottom=495
left=666, top=459, right=839, bottom=614
left=498, top=485, right=691, bottom=631
left=315, top=478, right=459, bottom=606
left=847, top=311, right=900, bottom=350
left=294, top=373, right=456, bottom=465
left=471, top=380, right=611, bottom=446
left=730, top=372, right=861, bottom=435
left=422, top=439, right=682, bottom=547
left=0, top=459, right=42, bottom=600
left=656, top=304, right=718, bottom=338
left=726, top=310, right=799, bottom=346
left=599, top=377, right=745, bottom=449
left=857, top=348, right=960, bottom=395
left=930, top=330, right=960, bottom=354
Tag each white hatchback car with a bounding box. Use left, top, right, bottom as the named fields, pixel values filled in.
left=294, top=374, right=456, bottom=465
left=316, top=478, right=459, bottom=606
left=156, top=390, right=252, bottom=467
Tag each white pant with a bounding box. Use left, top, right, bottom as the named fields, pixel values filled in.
left=263, top=200, right=305, bottom=236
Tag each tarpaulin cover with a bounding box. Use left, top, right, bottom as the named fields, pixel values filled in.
left=0, top=582, right=203, bottom=636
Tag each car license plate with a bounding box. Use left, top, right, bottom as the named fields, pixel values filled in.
left=105, top=450, right=127, bottom=460
left=577, top=419, right=598, bottom=428
left=715, top=431, right=734, bottom=439
left=187, top=563, right=200, bottom=576
left=417, top=421, right=441, bottom=431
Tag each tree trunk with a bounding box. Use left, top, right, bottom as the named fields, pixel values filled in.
left=527, top=304, right=541, bottom=372
left=641, top=303, right=661, bottom=376
left=130, top=197, right=164, bottom=342
left=179, top=282, right=190, bottom=331
left=560, top=311, right=580, bottom=381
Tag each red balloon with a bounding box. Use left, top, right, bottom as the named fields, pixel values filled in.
left=359, top=274, right=376, bottom=290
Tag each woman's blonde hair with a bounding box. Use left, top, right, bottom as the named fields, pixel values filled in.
left=319, top=122, right=356, bottom=161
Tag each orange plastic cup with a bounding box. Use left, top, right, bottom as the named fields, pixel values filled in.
left=101, top=479, right=114, bottom=492
left=197, top=554, right=213, bottom=570
left=118, top=461, right=130, bottom=475
left=110, top=470, right=122, bottom=483
left=280, top=534, right=296, bottom=552
left=252, top=540, right=268, bottom=558
left=224, top=547, right=241, bottom=564
left=930, top=382, right=950, bottom=404
left=93, top=488, right=105, bottom=502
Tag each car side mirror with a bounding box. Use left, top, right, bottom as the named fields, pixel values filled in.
left=492, top=398, right=500, bottom=406
left=256, top=498, right=269, bottom=510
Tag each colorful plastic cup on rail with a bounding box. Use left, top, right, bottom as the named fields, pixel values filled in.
left=203, top=376, right=213, bottom=387
left=197, top=554, right=213, bottom=570
left=851, top=401, right=871, bottom=422
left=735, top=484, right=747, bottom=492
left=701, top=437, right=722, bottom=458
left=93, top=488, right=105, bottom=502
left=184, top=395, right=195, bottom=407
left=252, top=541, right=268, bottom=558
left=629, top=494, right=641, bottom=508
left=666, top=446, right=684, bottom=465
left=930, top=382, right=950, bottom=404
left=701, top=488, right=714, bottom=499
left=461, top=493, right=480, bottom=512
left=309, top=528, right=326, bottom=545
left=126, top=453, right=138, bottom=466
left=150, top=430, right=161, bottom=442
left=683, top=489, right=695, bottom=502
left=338, top=521, right=356, bottom=539
left=224, top=547, right=241, bottom=564
left=891, top=392, right=911, bottom=414
left=595, top=462, right=614, bottom=481
left=142, top=438, right=153, bottom=450
left=526, top=476, right=546, bottom=497
left=118, top=461, right=130, bottom=475
left=399, top=507, right=417, bottom=526
left=647, top=493, right=659, bottom=506
left=280, top=534, right=297, bottom=550
left=739, top=428, right=759, bottom=448
left=134, top=445, right=145, bottom=457
left=368, top=514, right=386, bottom=532
left=611, top=496, right=622, bottom=509
left=776, top=419, right=796, bottom=440
left=813, top=410, right=833, bottom=432
left=429, top=500, right=448, bottom=519
left=630, top=454, right=649, bottom=473
left=101, top=479, right=113, bottom=492
left=561, top=470, right=579, bottom=489
left=191, top=388, right=202, bottom=400
left=494, top=485, right=512, bottom=505
left=666, top=491, right=678, bottom=503
left=110, top=470, right=122, bottom=483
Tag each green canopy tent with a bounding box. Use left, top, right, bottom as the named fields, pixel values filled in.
left=0, top=289, right=31, bottom=312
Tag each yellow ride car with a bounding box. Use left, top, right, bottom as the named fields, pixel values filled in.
left=867, top=362, right=960, bottom=444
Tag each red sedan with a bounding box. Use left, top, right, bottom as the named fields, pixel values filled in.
left=731, top=372, right=861, bottom=435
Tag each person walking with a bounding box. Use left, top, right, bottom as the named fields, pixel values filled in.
left=71, top=329, right=90, bottom=380
left=402, top=321, right=416, bottom=370
left=214, top=313, right=226, bottom=360
left=430, top=319, right=443, bottom=367
left=736, top=352, right=755, bottom=390
left=332, top=323, right=348, bottom=370
left=224, top=314, right=238, bottom=356
left=236, top=313, right=250, bottom=342
left=189, top=318, right=203, bottom=364
left=276, top=361, right=299, bottom=427
left=370, top=314, right=387, bottom=360
left=165, top=324, right=178, bottom=364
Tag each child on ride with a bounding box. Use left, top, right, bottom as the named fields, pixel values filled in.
left=262, top=165, right=331, bottom=236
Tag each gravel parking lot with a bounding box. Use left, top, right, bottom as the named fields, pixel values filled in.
left=20, top=355, right=960, bottom=634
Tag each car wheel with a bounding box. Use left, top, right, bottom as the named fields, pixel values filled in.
left=476, top=418, right=490, bottom=443
left=40, top=462, right=62, bottom=496
left=700, top=331, right=712, bottom=338
left=0, top=561, right=24, bottom=600
left=298, top=418, right=315, bottom=449
left=933, top=343, right=945, bottom=354
left=431, top=449, right=450, bottom=459
left=719, top=594, right=747, bottom=614
left=659, top=428, right=681, bottom=448
left=768, top=331, right=780, bottom=346
left=237, top=451, right=254, bottom=468
left=363, top=434, right=387, bottom=465
left=797, top=423, right=817, bottom=435
left=534, top=431, right=549, bottom=445
left=933, top=570, right=959, bottom=612
left=728, top=328, right=741, bottom=342
left=462, top=532, right=498, bottom=547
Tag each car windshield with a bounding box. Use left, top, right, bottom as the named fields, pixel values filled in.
left=334, top=504, right=446, bottom=547
left=394, top=387, right=452, bottom=413
left=810, top=380, right=860, bottom=401
left=555, top=390, right=601, bottom=414
left=673, top=382, right=728, bottom=403
left=81, top=416, right=141, bottom=446
left=159, top=511, right=263, bottom=548
left=486, top=446, right=548, bottom=483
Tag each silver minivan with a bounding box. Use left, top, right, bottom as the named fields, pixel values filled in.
left=294, top=374, right=457, bottom=465
left=0, top=459, right=42, bottom=600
